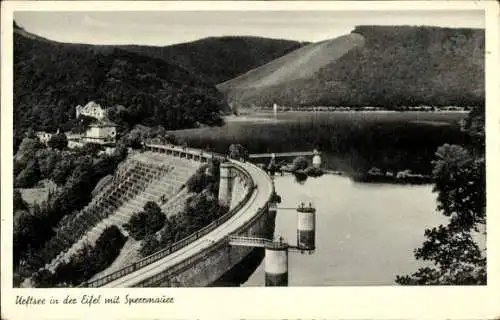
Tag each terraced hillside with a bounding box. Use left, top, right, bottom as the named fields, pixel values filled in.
left=89, top=168, right=251, bottom=281
left=43, top=151, right=202, bottom=272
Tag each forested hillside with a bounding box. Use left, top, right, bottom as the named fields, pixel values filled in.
left=13, top=23, right=229, bottom=150
left=119, top=36, right=308, bottom=85
left=220, top=26, right=485, bottom=108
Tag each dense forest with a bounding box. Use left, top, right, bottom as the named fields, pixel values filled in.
left=13, top=23, right=229, bottom=151
left=396, top=102, right=485, bottom=285
left=13, top=137, right=129, bottom=285
left=119, top=36, right=308, bottom=85
left=221, top=26, right=485, bottom=108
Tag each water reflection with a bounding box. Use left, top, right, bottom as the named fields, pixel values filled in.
left=293, top=171, right=308, bottom=184
left=243, top=174, right=442, bottom=286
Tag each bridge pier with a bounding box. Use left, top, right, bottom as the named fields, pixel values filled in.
left=297, top=205, right=316, bottom=250
left=218, top=162, right=234, bottom=207
left=265, top=243, right=288, bottom=286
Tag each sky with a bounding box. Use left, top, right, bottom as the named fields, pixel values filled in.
left=14, top=10, right=485, bottom=46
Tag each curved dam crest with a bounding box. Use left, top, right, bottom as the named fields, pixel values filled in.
left=84, top=144, right=275, bottom=288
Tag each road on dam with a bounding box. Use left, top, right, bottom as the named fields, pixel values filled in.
left=103, top=159, right=274, bottom=287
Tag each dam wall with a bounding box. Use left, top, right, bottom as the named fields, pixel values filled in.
left=230, top=171, right=251, bottom=210
left=130, top=160, right=275, bottom=287
left=136, top=200, right=276, bottom=287
left=84, top=144, right=274, bottom=287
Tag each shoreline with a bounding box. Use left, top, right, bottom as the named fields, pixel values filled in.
left=269, top=167, right=433, bottom=186
left=231, top=109, right=469, bottom=115
left=223, top=110, right=469, bottom=122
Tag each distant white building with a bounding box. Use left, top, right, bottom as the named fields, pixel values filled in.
left=98, top=147, right=116, bottom=156
left=84, top=121, right=118, bottom=144
left=36, top=131, right=53, bottom=144
left=67, top=139, right=84, bottom=149
left=76, top=101, right=108, bottom=120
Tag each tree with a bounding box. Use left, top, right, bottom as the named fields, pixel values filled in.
left=140, top=234, right=160, bottom=257
left=186, top=170, right=209, bottom=193
left=93, top=225, right=126, bottom=267
left=13, top=189, right=28, bottom=211
left=228, top=144, right=248, bottom=161
left=52, top=158, right=73, bottom=186
left=291, top=156, right=309, bottom=171
left=432, top=144, right=485, bottom=230
left=47, top=132, right=68, bottom=150
left=36, top=148, right=60, bottom=180
left=164, top=134, right=177, bottom=145
left=14, top=159, right=41, bottom=188
left=396, top=109, right=485, bottom=285
left=31, top=269, right=57, bottom=288
left=13, top=210, right=43, bottom=267
left=124, top=201, right=166, bottom=240
left=15, top=136, right=43, bottom=163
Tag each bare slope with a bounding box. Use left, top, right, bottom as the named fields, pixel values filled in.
left=219, top=26, right=484, bottom=108
left=218, top=34, right=365, bottom=90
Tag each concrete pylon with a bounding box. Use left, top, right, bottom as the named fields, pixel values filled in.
left=265, top=243, right=288, bottom=286
left=218, top=162, right=234, bottom=207
left=312, top=149, right=322, bottom=168
left=297, top=205, right=316, bottom=250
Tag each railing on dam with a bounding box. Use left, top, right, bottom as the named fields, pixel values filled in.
left=249, top=151, right=316, bottom=158
left=134, top=161, right=274, bottom=287
left=80, top=144, right=256, bottom=288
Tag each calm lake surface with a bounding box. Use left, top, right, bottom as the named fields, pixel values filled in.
left=243, top=174, right=445, bottom=286
left=173, top=111, right=466, bottom=286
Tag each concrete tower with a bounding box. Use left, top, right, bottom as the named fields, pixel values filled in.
left=265, top=242, right=288, bottom=286
left=312, top=149, right=322, bottom=168
left=218, top=162, right=234, bottom=207
left=296, top=204, right=316, bottom=250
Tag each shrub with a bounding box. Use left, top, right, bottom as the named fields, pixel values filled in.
left=13, top=189, right=28, bottom=211
left=139, top=234, right=161, bottom=257
left=47, top=132, right=68, bottom=150
left=139, top=193, right=229, bottom=258
left=228, top=144, right=248, bottom=161
left=186, top=171, right=209, bottom=193
left=290, top=156, right=309, bottom=171
left=33, top=226, right=126, bottom=287
left=304, top=166, right=324, bottom=177
left=124, top=202, right=166, bottom=240
left=14, top=159, right=41, bottom=188
left=14, top=147, right=129, bottom=274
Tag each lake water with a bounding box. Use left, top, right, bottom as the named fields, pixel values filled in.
left=243, top=174, right=445, bottom=286
left=173, top=111, right=466, bottom=286
left=174, top=111, right=468, bottom=177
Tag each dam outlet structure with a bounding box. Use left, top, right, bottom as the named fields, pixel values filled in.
left=264, top=242, right=289, bottom=286
left=228, top=200, right=317, bottom=286
left=297, top=205, right=316, bottom=251
left=312, top=149, right=322, bottom=168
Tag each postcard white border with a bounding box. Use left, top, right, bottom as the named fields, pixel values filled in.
left=2, top=1, right=499, bottom=319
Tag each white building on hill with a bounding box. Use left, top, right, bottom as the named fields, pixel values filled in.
left=76, top=101, right=108, bottom=120
left=84, top=121, right=118, bottom=144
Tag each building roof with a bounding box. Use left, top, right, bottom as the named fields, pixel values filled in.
left=89, top=121, right=118, bottom=127
left=78, top=101, right=105, bottom=110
